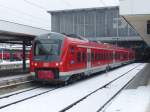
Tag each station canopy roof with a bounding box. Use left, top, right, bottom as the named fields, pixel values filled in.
left=32, top=0, right=119, bottom=12
left=0, top=19, right=50, bottom=44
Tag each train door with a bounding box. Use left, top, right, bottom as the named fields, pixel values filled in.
left=87, top=48, right=91, bottom=70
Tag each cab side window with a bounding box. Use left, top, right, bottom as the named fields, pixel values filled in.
left=70, top=47, right=75, bottom=54
left=77, top=52, right=81, bottom=63
left=82, top=52, right=86, bottom=62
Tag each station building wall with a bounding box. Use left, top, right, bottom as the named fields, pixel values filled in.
left=50, top=7, right=139, bottom=40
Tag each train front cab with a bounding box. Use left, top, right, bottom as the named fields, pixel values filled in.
left=30, top=33, right=66, bottom=83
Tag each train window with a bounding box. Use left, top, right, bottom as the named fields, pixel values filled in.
left=70, top=47, right=74, bottom=54
left=107, top=53, right=109, bottom=60
left=94, top=53, right=97, bottom=61
left=101, top=53, right=103, bottom=60
left=107, top=53, right=108, bottom=60
left=109, top=53, right=111, bottom=60
left=34, top=39, right=62, bottom=56
left=100, top=53, right=103, bottom=60
left=97, top=52, right=99, bottom=60
left=117, top=53, right=118, bottom=59
left=98, top=53, right=100, bottom=60
left=82, top=52, right=86, bottom=62
left=118, top=54, right=120, bottom=59
left=124, top=54, right=127, bottom=59
left=77, top=52, right=81, bottom=63
left=104, top=53, right=106, bottom=60
left=111, top=53, right=113, bottom=59
left=116, top=53, right=119, bottom=59
left=91, top=52, right=94, bottom=61
left=95, top=53, right=98, bottom=61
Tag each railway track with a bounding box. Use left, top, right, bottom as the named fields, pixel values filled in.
left=60, top=63, right=143, bottom=112
left=0, top=86, right=58, bottom=109
left=0, top=86, right=39, bottom=99
left=66, top=64, right=146, bottom=112
left=0, top=63, right=146, bottom=112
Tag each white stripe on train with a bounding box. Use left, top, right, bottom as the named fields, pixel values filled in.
left=59, top=61, right=130, bottom=76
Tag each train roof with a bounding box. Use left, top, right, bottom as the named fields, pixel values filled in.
left=35, top=32, right=133, bottom=52
left=35, top=32, right=65, bottom=40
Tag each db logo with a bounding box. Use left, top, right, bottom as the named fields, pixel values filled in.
left=43, top=63, right=49, bottom=67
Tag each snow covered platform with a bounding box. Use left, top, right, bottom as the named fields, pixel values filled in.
left=103, top=86, right=150, bottom=112
left=0, top=74, right=32, bottom=89
left=0, top=61, right=30, bottom=77
left=101, top=63, right=150, bottom=112
left=0, top=61, right=29, bottom=70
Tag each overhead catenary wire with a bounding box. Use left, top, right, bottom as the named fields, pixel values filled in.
left=98, top=0, right=106, bottom=6
left=59, top=0, right=71, bottom=6
left=0, top=3, right=50, bottom=23
left=0, top=3, right=51, bottom=30
left=23, top=0, right=48, bottom=11
left=24, top=0, right=72, bottom=9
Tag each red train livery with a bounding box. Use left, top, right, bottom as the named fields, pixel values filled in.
left=30, top=32, right=135, bottom=83
left=0, top=51, right=29, bottom=61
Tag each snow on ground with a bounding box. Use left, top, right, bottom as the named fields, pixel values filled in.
left=0, top=63, right=145, bottom=112
left=102, top=80, right=150, bottom=112
left=0, top=87, right=54, bottom=108
left=0, top=74, right=30, bottom=82
left=0, top=60, right=29, bottom=65
left=66, top=64, right=146, bottom=112
left=0, top=87, right=37, bottom=98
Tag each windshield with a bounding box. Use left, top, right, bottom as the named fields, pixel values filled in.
left=34, top=39, right=61, bottom=56
left=32, top=33, right=65, bottom=61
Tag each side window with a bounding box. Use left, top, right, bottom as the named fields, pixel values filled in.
left=69, top=46, right=75, bottom=64
left=70, top=47, right=75, bottom=54
left=98, top=53, right=100, bottom=60
left=82, top=52, right=86, bottom=62
left=95, top=53, right=97, bottom=61
left=116, top=53, right=119, bottom=59
left=77, top=52, right=81, bottom=63
left=96, top=53, right=99, bottom=61
left=99, top=53, right=101, bottom=60
left=111, top=53, right=113, bottom=59
left=101, top=53, right=103, bottom=60
left=97, top=53, right=99, bottom=60
left=91, top=52, right=94, bottom=61
left=108, top=53, right=110, bottom=60
left=104, top=53, right=106, bottom=60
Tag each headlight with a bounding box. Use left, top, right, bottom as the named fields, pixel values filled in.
left=34, top=63, right=37, bottom=66
left=56, top=63, right=59, bottom=66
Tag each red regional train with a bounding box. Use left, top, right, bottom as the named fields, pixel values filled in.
left=30, top=32, right=135, bottom=84
left=0, top=50, right=29, bottom=61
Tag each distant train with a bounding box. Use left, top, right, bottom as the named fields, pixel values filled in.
left=30, top=32, right=135, bottom=84
left=0, top=49, right=29, bottom=61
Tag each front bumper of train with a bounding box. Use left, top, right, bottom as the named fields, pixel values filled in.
left=30, top=72, right=69, bottom=83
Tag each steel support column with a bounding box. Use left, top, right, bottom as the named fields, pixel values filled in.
left=23, top=41, right=26, bottom=71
